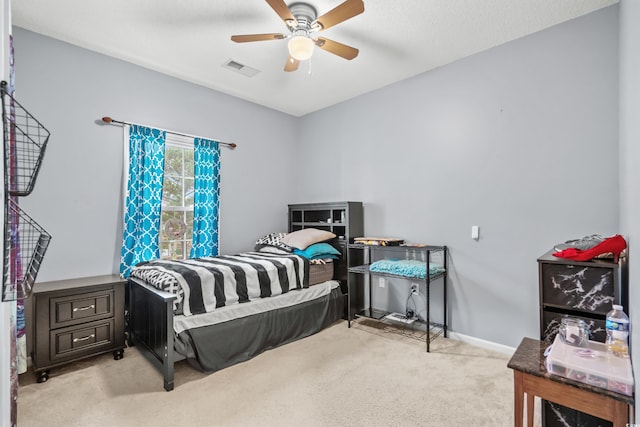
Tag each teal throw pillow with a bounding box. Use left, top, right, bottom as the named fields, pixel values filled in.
left=294, top=243, right=341, bottom=260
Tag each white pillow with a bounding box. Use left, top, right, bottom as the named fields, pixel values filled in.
left=281, top=228, right=336, bottom=250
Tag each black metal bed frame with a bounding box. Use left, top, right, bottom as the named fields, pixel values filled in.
left=128, top=275, right=345, bottom=392
left=127, top=278, right=181, bottom=391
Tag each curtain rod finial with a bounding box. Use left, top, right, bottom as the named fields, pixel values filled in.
left=229, top=143, right=237, bottom=149
left=102, top=116, right=113, bottom=123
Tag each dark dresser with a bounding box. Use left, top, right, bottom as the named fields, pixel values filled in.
left=538, top=249, right=629, bottom=427
left=32, top=274, right=126, bottom=382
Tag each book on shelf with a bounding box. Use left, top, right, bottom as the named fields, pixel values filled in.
left=353, top=237, right=404, bottom=246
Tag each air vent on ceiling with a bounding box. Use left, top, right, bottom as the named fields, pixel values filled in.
left=222, top=59, right=260, bottom=77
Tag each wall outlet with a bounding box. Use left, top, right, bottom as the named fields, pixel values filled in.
left=379, top=278, right=386, bottom=288
left=410, top=283, right=419, bottom=295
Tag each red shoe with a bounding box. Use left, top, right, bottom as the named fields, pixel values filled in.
left=553, top=234, right=626, bottom=263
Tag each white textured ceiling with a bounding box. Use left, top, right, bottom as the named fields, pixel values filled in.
left=12, top=0, right=617, bottom=116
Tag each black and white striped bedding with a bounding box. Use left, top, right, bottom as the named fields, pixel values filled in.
left=130, top=252, right=309, bottom=316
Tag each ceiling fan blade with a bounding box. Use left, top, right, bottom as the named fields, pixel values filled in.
left=313, top=0, right=364, bottom=31
left=284, top=56, right=300, bottom=72
left=231, top=33, right=286, bottom=43
left=265, top=0, right=297, bottom=27
left=315, top=37, right=359, bottom=60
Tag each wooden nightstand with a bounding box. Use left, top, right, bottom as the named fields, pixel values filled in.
left=31, top=274, right=126, bottom=383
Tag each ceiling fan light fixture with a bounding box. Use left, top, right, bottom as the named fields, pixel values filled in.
left=288, top=34, right=314, bottom=61
left=230, top=0, right=364, bottom=71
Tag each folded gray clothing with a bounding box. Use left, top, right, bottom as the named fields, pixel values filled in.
left=554, top=234, right=604, bottom=252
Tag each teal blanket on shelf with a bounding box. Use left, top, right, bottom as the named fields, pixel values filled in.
left=369, top=259, right=445, bottom=279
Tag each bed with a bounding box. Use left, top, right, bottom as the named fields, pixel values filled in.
left=127, top=235, right=344, bottom=391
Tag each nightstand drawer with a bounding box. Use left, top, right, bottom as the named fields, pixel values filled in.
left=541, top=309, right=606, bottom=344
left=540, top=263, right=615, bottom=314
left=49, top=288, right=115, bottom=328
left=50, top=319, right=115, bottom=362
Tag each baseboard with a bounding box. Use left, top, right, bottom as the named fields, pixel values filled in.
left=448, top=331, right=516, bottom=355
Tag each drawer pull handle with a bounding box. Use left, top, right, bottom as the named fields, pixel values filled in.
left=73, top=304, right=95, bottom=312
left=73, top=334, right=95, bottom=343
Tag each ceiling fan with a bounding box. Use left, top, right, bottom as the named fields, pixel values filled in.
left=231, top=0, right=365, bottom=72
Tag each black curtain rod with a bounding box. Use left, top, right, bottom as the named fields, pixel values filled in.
left=101, top=116, right=237, bottom=149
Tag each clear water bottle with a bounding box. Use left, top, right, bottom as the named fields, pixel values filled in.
left=605, top=304, right=630, bottom=358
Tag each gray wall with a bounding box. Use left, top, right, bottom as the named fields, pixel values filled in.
left=618, top=0, right=639, bottom=418
left=12, top=27, right=298, bottom=282
left=296, top=6, right=620, bottom=347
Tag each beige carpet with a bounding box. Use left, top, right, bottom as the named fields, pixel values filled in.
left=18, top=320, right=516, bottom=427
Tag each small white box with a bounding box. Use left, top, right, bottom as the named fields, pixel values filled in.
left=545, top=335, right=634, bottom=396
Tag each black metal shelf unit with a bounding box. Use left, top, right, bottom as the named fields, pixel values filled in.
left=347, top=243, right=448, bottom=352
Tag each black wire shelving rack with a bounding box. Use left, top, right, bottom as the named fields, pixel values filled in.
left=1, top=82, right=49, bottom=197
left=3, top=200, right=51, bottom=300
left=2, top=80, right=51, bottom=301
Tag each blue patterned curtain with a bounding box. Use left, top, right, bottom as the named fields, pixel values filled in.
left=120, top=125, right=166, bottom=277
left=190, top=138, right=220, bottom=258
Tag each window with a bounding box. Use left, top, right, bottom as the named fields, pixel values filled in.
left=160, top=135, right=194, bottom=260
left=121, top=125, right=220, bottom=277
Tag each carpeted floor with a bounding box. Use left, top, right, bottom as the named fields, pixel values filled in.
left=18, top=320, right=517, bottom=427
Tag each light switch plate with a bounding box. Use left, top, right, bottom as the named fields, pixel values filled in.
left=472, top=225, right=479, bottom=240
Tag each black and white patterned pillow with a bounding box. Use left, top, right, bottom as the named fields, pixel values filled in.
left=258, top=246, right=292, bottom=255
left=130, top=267, right=184, bottom=315
left=255, top=232, right=293, bottom=252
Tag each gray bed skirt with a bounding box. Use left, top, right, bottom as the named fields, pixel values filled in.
left=175, top=284, right=344, bottom=373
left=128, top=279, right=344, bottom=390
